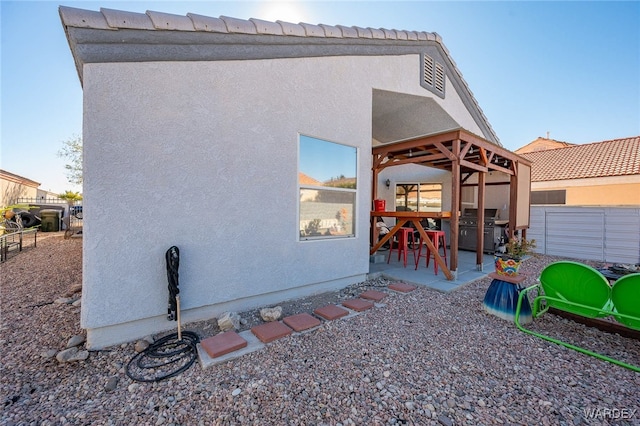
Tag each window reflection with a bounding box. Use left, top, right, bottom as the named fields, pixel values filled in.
left=299, top=135, right=356, bottom=188
left=299, top=135, right=357, bottom=240
left=300, top=189, right=355, bottom=237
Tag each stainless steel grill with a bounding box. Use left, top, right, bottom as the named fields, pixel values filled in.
left=459, top=208, right=503, bottom=253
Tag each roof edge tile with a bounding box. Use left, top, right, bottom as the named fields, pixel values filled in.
left=336, top=25, right=358, bottom=38
left=59, top=6, right=112, bottom=30
left=277, top=20, right=306, bottom=37
left=299, top=22, right=326, bottom=37
left=369, top=28, right=385, bottom=39
left=353, top=26, right=373, bottom=38
left=220, top=16, right=257, bottom=34
left=250, top=17, right=284, bottom=35
left=319, top=24, right=342, bottom=38
left=187, top=13, right=228, bottom=33
left=146, top=10, right=195, bottom=31
left=100, top=8, right=154, bottom=30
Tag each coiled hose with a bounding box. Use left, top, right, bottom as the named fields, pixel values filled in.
left=126, top=246, right=200, bottom=382
left=125, top=331, right=199, bottom=382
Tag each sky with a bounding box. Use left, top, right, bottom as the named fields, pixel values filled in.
left=1, top=0, right=639, bottom=194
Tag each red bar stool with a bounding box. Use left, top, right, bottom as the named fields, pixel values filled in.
left=415, top=230, right=447, bottom=274
left=387, top=227, right=416, bottom=267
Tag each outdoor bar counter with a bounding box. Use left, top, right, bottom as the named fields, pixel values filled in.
left=370, top=211, right=453, bottom=280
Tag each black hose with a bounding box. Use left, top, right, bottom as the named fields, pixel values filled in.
left=125, top=331, right=200, bottom=382
left=125, top=246, right=200, bottom=382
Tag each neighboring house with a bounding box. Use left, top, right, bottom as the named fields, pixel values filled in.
left=518, top=137, right=640, bottom=264
left=515, top=136, right=574, bottom=154
left=517, top=136, right=640, bottom=206
left=60, top=6, right=525, bottom=348
left=0, top=169, right=40, bottom=207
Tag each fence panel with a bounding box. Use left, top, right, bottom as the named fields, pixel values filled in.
left=530, top=206, right=640, bottom=264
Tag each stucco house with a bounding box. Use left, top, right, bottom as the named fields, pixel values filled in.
left=1, top=170, right=41, bottom=207
left=516, top=136, right=640, bottom=206
left=518, top=137, right=640, bottom=264
left=60, top=6, right=530, bottom=348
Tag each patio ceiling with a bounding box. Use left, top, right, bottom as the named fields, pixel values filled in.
left=372, top=89, right=460, bottom=145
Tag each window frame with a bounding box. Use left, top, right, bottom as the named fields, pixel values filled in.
left=394, top=182, right=443, bottom=213
left=298, top=134, right=358, bottom=241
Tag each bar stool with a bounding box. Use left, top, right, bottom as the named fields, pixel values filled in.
left=387, top=227, right=416, bottom=267
left=415, top=230, right=447, bottom=275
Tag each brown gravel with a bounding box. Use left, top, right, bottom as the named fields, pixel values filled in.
left=1, top=234, right=639, bottom=425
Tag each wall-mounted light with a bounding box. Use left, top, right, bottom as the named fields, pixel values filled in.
left=385, top=179, right=391, bottom=188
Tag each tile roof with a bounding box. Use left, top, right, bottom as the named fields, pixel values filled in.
left=58, top=6, right=500, bottom=145
left=59, top=6, right=442, bottom=41
left=520, top=136, right=640, bottom=182
left=298, top=172, right=322, bottom=186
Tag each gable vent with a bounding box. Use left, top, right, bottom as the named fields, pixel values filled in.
left=435, top=62, right=445, bottom=93
left=423, top=54, right=434, bottom=86
left=421, top=53, right=445, bottom=98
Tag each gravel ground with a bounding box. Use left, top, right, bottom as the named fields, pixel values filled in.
left=1, top=234, right=639, bottom=425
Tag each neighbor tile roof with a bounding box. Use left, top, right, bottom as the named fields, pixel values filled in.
left=520, top=136, right=640, bottom=182
left=298, top=172, right=322, bottom=186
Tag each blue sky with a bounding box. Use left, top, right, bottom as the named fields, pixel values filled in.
left=2, top=1, right=639, bottom=194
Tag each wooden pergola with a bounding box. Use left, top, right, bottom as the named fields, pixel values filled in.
left=372, top=128, right=532, bottom=279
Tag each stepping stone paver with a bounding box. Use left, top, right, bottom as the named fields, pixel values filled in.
left=251, top=321, right=293, bottom=343
left=389, top=282, right=417, bottom=293
left=200, top=331, right=248, bottom=358
left=283, top=313, right=322, bottom=332
left=342, top=298, right=374, bottom=312
left=314, top=304, right=350, bottom=321
left=360, top=290, right=387, bottom=301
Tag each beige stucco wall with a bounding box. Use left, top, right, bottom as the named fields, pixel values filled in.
left=532, top=175, right=640, bottom=206
left=81, top=53, right=487, bottom=347
left=0, top=173, right=39, bottom=207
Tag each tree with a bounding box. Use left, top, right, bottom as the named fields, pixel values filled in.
left=58, top=190, right=83, bottom=203
left=57, top=134, right=83, bottom=185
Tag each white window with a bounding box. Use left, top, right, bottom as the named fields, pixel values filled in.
left=299, top=135, right=357, bottom=240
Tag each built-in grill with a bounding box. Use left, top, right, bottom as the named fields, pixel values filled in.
left=459, top=208, right=505, bottom=253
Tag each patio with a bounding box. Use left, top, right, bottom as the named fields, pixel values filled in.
left=368, top=247, right=495, bottom=292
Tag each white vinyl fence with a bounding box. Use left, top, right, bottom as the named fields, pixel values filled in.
left=528, top=206, right=640, bottom=264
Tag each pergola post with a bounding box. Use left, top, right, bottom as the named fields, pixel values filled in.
left=450, top=138, right=460, bottom=276
left=476, top=170, right=486, bottom=270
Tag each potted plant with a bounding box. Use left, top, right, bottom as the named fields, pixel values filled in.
left=494, top=235, right=536, bottom=276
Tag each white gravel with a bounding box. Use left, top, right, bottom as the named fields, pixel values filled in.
left=1, top=234, right=639, bottom=425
